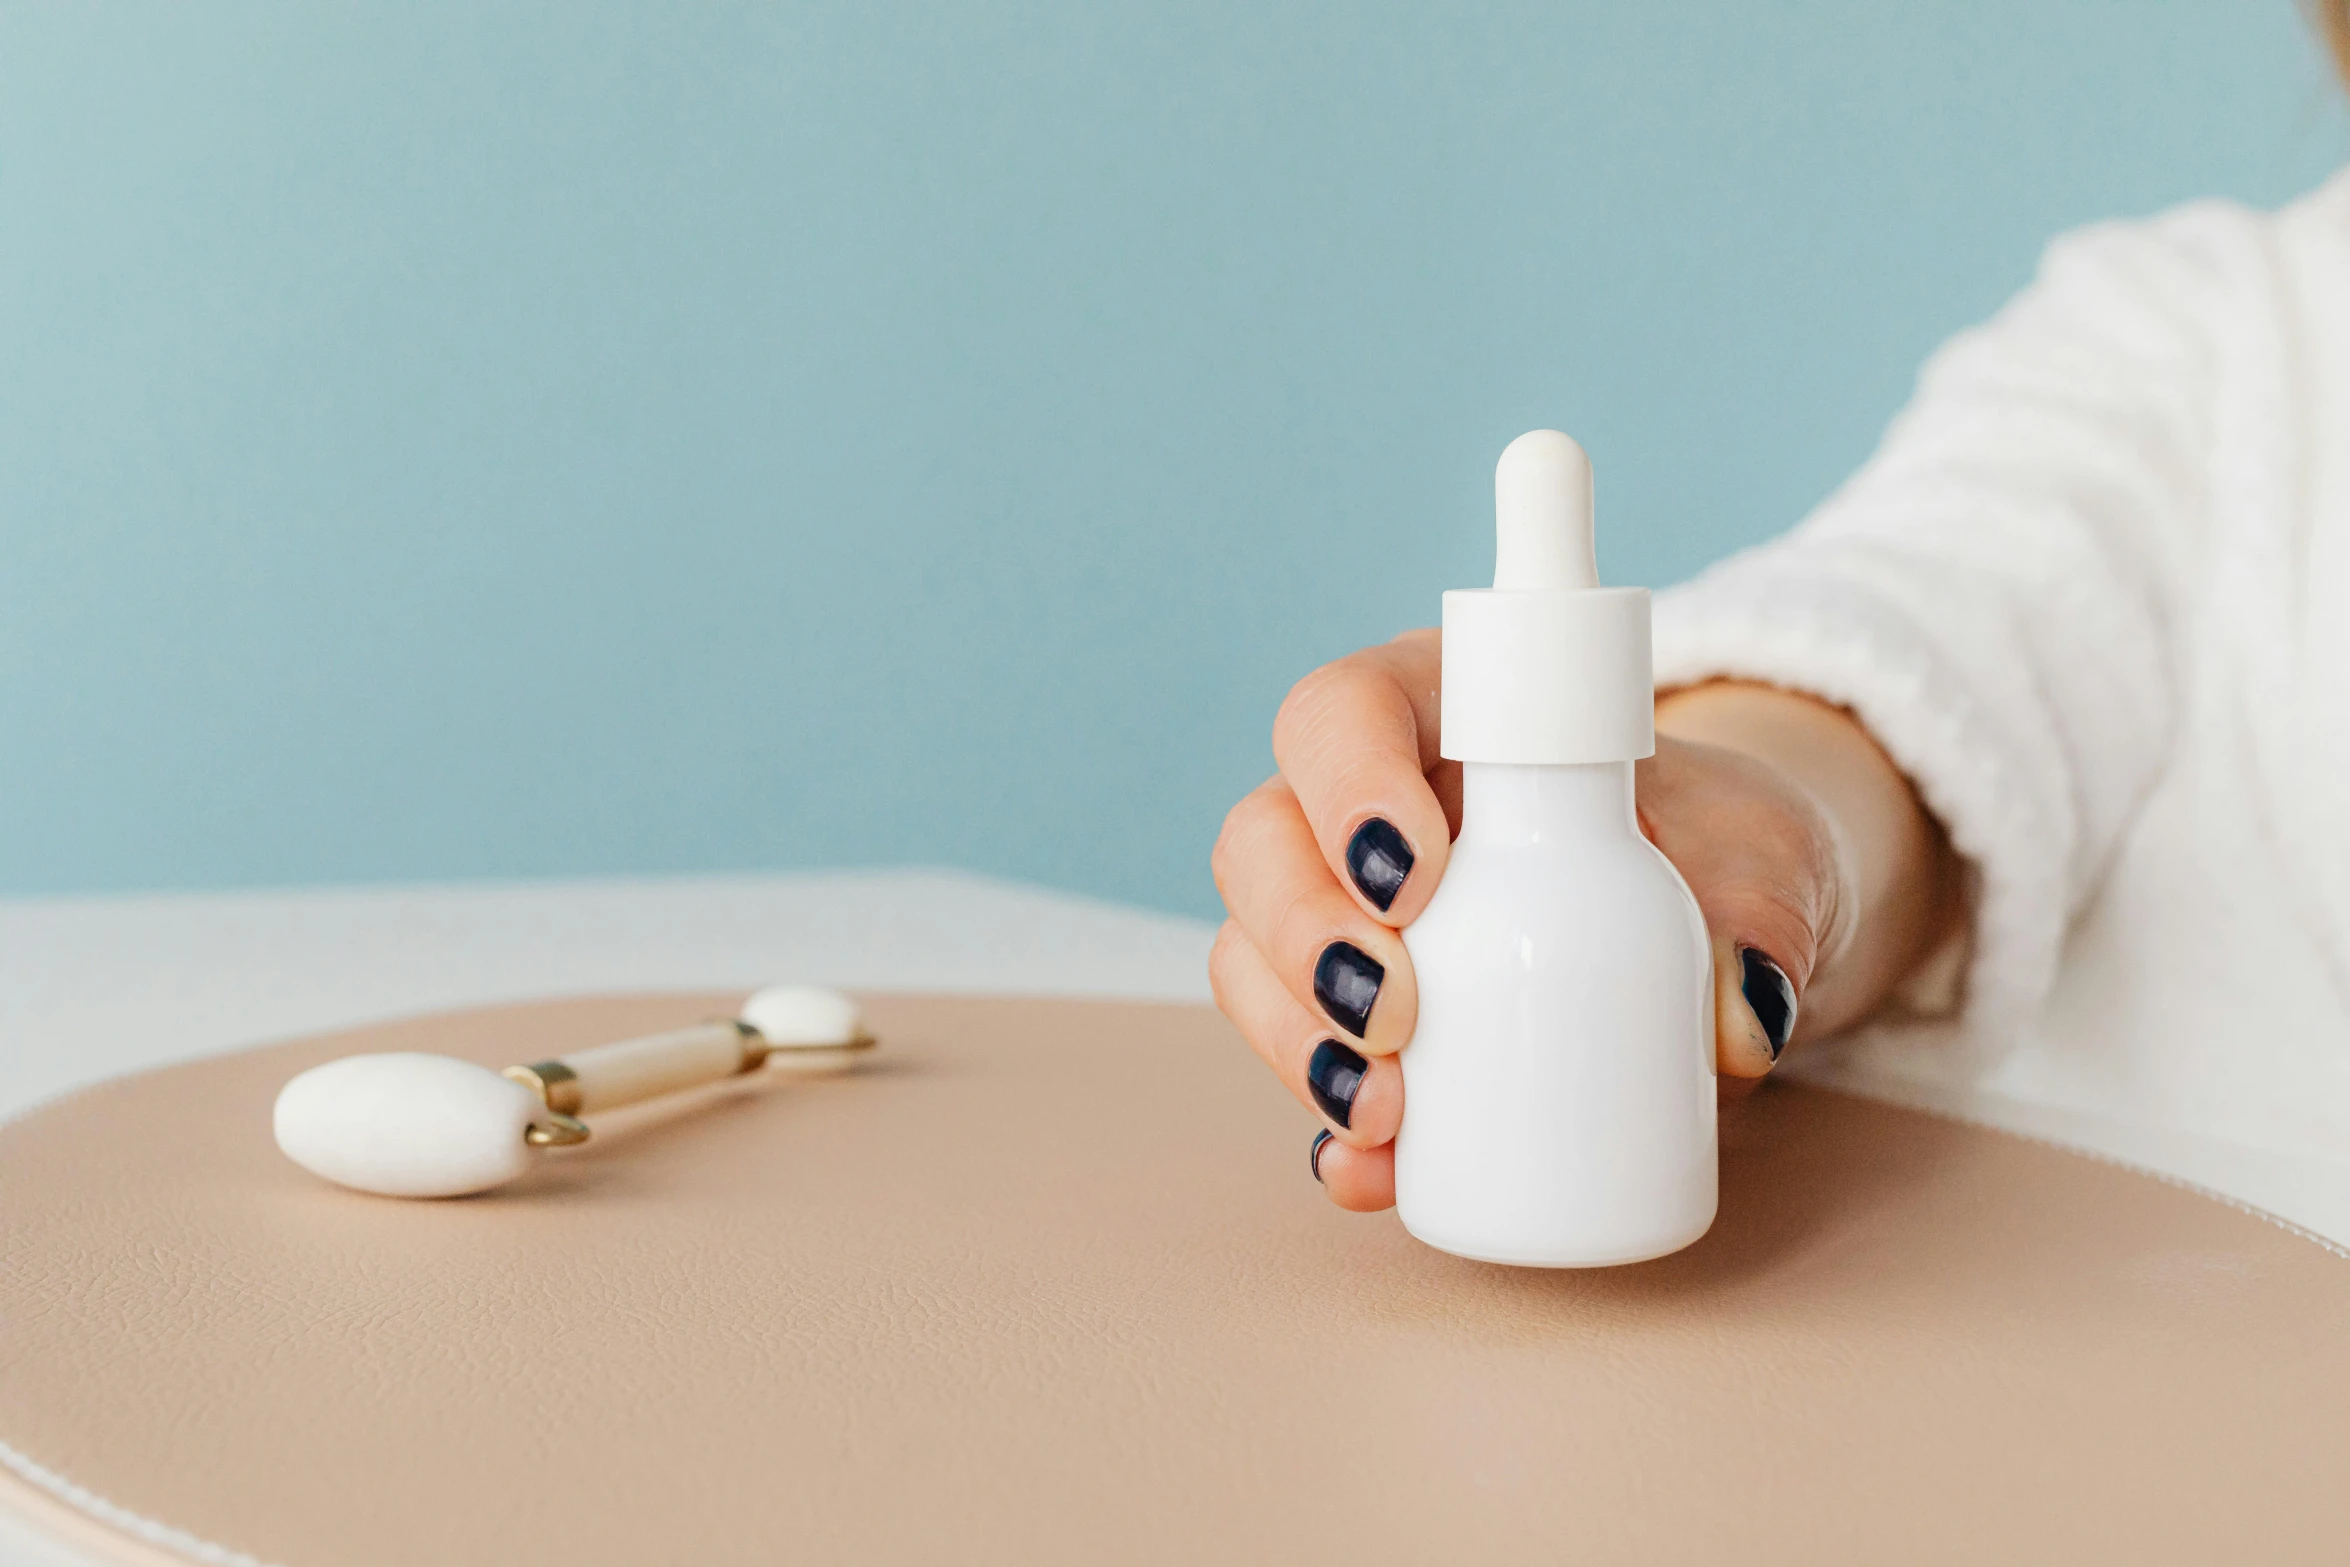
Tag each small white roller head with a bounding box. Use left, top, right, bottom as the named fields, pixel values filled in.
left=738, top=984, right=866, bottom=1049
left=274, top=1052, right=542, bottom=1198
left=1492, top=429, right=1598, bottom=591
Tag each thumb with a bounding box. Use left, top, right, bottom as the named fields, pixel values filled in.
left=1637, top=736, right=1842, bottom=1080
left=1710, top=930, right=1800, bottom=1079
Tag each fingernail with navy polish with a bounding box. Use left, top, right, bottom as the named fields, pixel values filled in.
left=1345, top=818, right=1415, bottom=912
left=1310, top=1129, right=1334, bottom=1184
left=1313, top=942, right=1385, bottom=1039
left=1307, top=1038, right=1368, bottom=1128
left=1739, top=947, right=1797, bottom=1061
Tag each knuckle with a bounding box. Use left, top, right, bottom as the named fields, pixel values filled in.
left=1209, top=783, right=1277, bottom=898
left=1324, top=748, right=1400, bottom=821
left=1266, top=882, right=1338, bottom=974
left=1273, top=656, right=1376, bottom=754
left=1206, top=923, right=1242, bottom=1008
left=1752, top=798, right=1831, bottom=871
left=1209, top=816, right=1241, bottom=898
left=1702, top=886, right=1821, bottom=987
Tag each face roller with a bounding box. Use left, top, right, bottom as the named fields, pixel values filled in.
left=272, top=986, right=875, bottom=1198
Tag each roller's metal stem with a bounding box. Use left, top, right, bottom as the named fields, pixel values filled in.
left=501, top=1014, right=876, bottom=1136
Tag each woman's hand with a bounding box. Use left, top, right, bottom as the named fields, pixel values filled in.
left=1209, top=629, right=1955, bottom=1212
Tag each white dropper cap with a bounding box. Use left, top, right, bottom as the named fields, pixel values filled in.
left=1439, top=430, right=1654, bottom=764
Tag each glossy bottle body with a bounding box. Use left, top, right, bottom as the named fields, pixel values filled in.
left=1397, top=761, right=1716, bottom=1266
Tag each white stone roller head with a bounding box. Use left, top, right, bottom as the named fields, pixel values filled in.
left=274, top=1052, right=543, bottom=1198
left=738, top=984, right=867, bottom=1048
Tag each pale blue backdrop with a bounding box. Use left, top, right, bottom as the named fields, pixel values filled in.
left=3, top=2, right=2344, bottom=917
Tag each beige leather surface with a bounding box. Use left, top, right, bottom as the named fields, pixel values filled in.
left=4, top=993, right=2348, bottom=1566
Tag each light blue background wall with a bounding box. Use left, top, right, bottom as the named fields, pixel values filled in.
left=3, top=2, right=2344, bottom=918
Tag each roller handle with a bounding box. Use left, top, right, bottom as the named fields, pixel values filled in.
left=508, top=1021, right=757, bottom=1116
left=502, top=988, right=877, bottom=1122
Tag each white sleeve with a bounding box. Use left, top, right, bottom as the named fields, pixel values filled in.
left=1651, top=202, right=2263, bottom=1052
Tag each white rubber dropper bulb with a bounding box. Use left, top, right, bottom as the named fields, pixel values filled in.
left=1492, top=429, right=1598, bottom=592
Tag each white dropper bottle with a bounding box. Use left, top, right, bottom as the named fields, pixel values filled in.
left=1396, top=430, right=1716, bottom=1267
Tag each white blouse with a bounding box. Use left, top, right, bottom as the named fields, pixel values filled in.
left=1653, top=169, right=2350, bottom=1242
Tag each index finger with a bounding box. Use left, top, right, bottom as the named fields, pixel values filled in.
left=1272, top=629, right=1453, bottom=927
